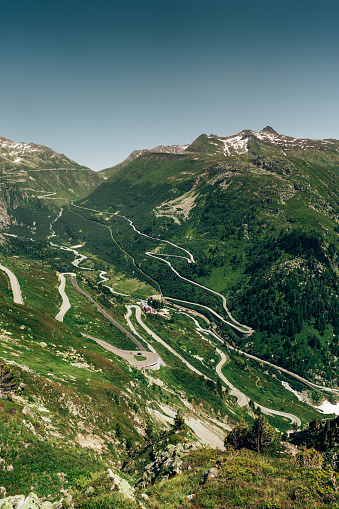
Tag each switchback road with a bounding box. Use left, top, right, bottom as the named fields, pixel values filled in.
left=55, top=272, right=75, bottom=322
left=83, top=333, right=159, bottom=369
left=55, top=273, right=161, bottom=369
left=127, top=304, right=210, bottom=378
left=0, top=263, right=24, bottom=305
left=215, top=350, right=301, bottom=426
left=69, top=274, right=146, bottom=351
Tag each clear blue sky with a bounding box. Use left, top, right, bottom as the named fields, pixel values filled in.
left=1, top=0, right=338, bottom=170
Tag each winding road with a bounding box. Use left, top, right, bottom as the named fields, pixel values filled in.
left=146, top=253, right=253, bottom=336
left=0, top=263, right=24, bottom=305
left=181, top=311, right=301, bottom=425
left=55, top=272, right=161, bottom=369
left=0, top=254, right=303, bottom=426
left=64, top=204, right=307, bottom=424
left=55, top=272, right=75, bottom=322
left=0, top=248, right=323, bottom=428
left=215, top=349, right=301, bottom=425
left=128, top=304, right=211, bottom=378
left=70, top=203, right=253, bottom=336
left=82, top=333, right=159, bottom=369
left=45, top=205, right=339, bottom=425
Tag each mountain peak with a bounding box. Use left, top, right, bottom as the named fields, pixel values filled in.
left=260, top=126, right=278, bottom=135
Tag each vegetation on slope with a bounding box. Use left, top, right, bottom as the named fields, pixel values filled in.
left=1, top=130, right=339, bottom=506
left=76, top=141, right=339, bottom=386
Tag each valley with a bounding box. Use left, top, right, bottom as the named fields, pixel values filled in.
left=1, top=128, right=339, bottom=507
left=0, top=201, right=329, bottom=429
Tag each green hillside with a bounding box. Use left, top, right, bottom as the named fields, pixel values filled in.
left=1, top=128, right=339, bottom=507
left=76, top=128, right=339, bottom=387
left=0, top=136, right=104, bottom=238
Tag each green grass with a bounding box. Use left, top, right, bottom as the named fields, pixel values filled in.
left=104, top=273, right=155, bottom=299
left=221, top=350, right=324, bottom=429
left=61, top=274, right=137, bottom=351
left=142, top=447, right=339, bottom=508
left=5, top=258, right=60, bottom=317
left=0, top=397, right=106, bottom=499
left=0, top=270, right=13, bottom=303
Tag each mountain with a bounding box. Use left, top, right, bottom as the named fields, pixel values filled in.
left=1, top=128, right=339, bottom=506
left=77, top=127, right=339, bottom=386
left=99, top=143, right=190, bottom=179
left=0, top=136, right=89, bottom=170
left=0, top=136, right=104, bottom=236
left=100, top=126, right=339, bottom=180
left=186, top=126, right=339, bottom=159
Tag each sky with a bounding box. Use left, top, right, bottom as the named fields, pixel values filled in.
left=1, top=0, right=338, bottom=170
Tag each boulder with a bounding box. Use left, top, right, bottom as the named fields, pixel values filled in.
left=136, top=442, right=195, bottom=487
left=107, top=470, right=135, bottom=501
left=204, top=467, right=219, bottom=482
left=0, top=493, right=55, bottom=509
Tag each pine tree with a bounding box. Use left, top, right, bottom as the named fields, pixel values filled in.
left=173, top=409, right=185, bottom=431
left=246, top=415, right=280, bottom=453
left=0, top=362, right=18, bottom=399
left=224, top=421, right=248, bottom=450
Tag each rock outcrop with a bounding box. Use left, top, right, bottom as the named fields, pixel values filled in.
left=136, top=442, right=197, bottom=488
left=0, top=492, right=61, bottom=509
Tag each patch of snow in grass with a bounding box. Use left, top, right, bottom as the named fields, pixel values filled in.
left=315, top=400, right=339, bottom=415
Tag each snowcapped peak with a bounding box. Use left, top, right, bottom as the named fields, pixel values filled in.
left=0, top=136, right=42, bottom=157
left=220, top=132, right=249, bottom=156
left=201, top=127, right=339, bottom=158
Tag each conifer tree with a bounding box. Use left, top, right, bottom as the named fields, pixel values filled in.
left=224, top=421, right=248, bottom=450
left=247, top=415, right=279, bottom=453
left=0, top=362, right=18, bottom=399
left=173, top=409, right=185, bottom=431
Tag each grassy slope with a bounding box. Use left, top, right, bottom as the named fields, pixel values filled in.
left=75, top=146, right=339, bottom=388
left=142, top=447, right=339, bottom=509
left=66, top=446, right=339, bottom=509
left=0, top=252, right=256, bottom=498
left=2, top=136, right=339, bottom=505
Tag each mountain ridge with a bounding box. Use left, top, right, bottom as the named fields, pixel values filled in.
left=0, top=136, right=91, bottom=171
left=100, top=127, right=339, bottom=179
left=0, top=136, right=104, bottom=237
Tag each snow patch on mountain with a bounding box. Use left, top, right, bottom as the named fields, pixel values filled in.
left=254, top=129, right=337, bottom=152
left=222, top=134, right=249, bottom=156
left=0, top=137, right=42, bottom=157
left=204, top=128, right=339, bottom=157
